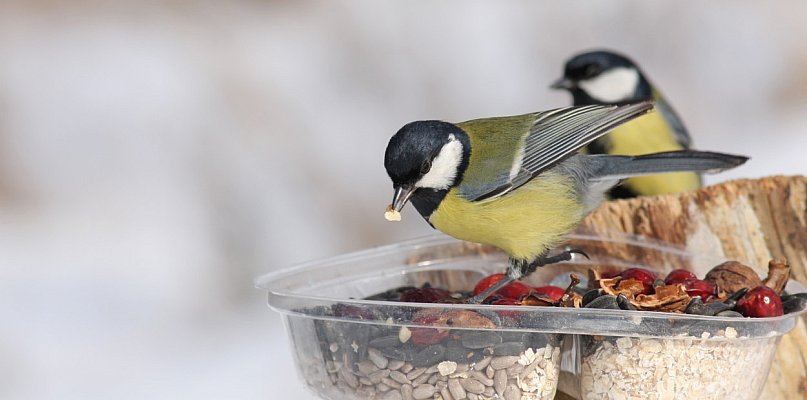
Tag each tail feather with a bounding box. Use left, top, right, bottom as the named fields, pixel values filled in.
left=588, top=150, right=748, bottom=181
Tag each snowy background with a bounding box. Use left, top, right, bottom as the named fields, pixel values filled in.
left=1, top=1, right=806, bottom=399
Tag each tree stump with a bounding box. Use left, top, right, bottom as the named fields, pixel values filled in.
left=577, top=175, right=807, bottom=398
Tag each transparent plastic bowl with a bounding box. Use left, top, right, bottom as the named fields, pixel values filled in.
left=257, top=233, right=806, bottom=400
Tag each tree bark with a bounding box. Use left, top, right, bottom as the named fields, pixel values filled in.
left=577, top=175, right=807, bottom=398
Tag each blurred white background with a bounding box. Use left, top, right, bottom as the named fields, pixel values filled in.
left=1, top=1, right=805, bottom=399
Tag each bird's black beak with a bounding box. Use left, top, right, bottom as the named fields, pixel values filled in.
left=391, top=185, right=416, bottom=212
left=550, top=77, right=575, bottom=90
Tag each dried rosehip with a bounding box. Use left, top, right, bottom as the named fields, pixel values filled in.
left=619, top=268, right=657, bottom=295
left=736, top=286, right=784, bottom=318
left=534, top=286, right=565, bottom=301
left=490, top=298, right=522, bottom=319
left=473, top=274, right=505, bottom=296
left=520, top=293, right=555, bottom=307
left=491, top=298, right=522, bottom=306
left=497, top=281, right=534, bottom=300
left=399, top=287, right=452, bottom=303
left=664, top=269, right=697, bottom=285
left=472, top=273, right=533, bottom=300
left=681, top=278, right=716, bottom=300
left=409, top=314, right=449, bottom=345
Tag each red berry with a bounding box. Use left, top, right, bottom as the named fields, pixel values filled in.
left=473, top=274, right=533, bottom=300
left=410, top=314, right=449, bottom=345
left=665, top=269, right=698, bottom=285
left=473, top=274, right=506, bottom=296
left=491, top=298, right=522, bottom=306
left=681, top=278, right=716, bottom=300
left=534, top=286, right=565, bottom=301
left=619, top=268, right=657, bottom=295
left=400, top=287, right=453, bottom=303
left=497, top=281, right=534, bottom=300
left=491, top=297, right=523, bottom=319
left=736, top=286, right=784, bottom=318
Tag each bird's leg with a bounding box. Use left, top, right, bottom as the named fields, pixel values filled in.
left=464, top=259, right=527, bottom=304
left=523, top=248, right=589, bottom=276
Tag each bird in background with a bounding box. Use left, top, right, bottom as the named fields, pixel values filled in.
left=552, top=50, right=700, bottom=199
left=383, top=102, right=747, bottom=302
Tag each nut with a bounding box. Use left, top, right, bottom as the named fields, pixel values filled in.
left=704, top=261, right=762, bottom=295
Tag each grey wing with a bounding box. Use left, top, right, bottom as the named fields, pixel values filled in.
left=655, top=94, right=692, bottom=148
left=469, top=101, right=654, bottom=201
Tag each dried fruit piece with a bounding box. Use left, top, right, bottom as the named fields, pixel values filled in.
left=615, top=278, right=647, bottom=297
left=473, top=273, right=505, bottom=296
left=762, top=259, right=791, bottom=295
left=633, top=284, right=691, bottom=312
left=520, top=293, right=555, bottom=307
left=587, top=268, right=617, bottom=289
left=400, top=287, right=453, bottom=303
left=497, top=281, right=533, bottom=300
left=681, top=278, right=716, bottom=300
left=533, top=286, right=564, bottom=301
left=409, top=308, right=497, bottom=346
left=489, top=298, right=523, bottom=319
left=557, top=273, right=583, bottom=308
left=472, top=273, right=534, bottom=300
left=594, top=275, right=645, bottom=299
left=664, top=269, right=697, bottom=285
left=736, top=286, right=784, bottom=318
left=618, top=268, right=657, bottom=295
left=490, top=298, right=522, bottom=306
left=409, top=313, right=449, bottom=346
left=704, top=261, right=762, bottom=296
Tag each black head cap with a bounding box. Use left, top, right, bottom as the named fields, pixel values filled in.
left=384, top=120, right=470, bottom=188
left=555, top=50, right=652, bottom=104
left=563, top=50, right=639, bottom=81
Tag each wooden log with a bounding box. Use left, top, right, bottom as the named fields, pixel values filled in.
left=576, top=175, right=807, bottom=398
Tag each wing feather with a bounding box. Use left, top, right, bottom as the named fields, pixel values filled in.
left=465, top=101, right=653, bottom=201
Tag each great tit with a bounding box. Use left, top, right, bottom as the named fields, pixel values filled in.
left=383, top=102, right=747, bottom=302
left=552, top=50, right=698, bottom=199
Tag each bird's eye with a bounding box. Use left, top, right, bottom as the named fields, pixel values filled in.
left=420, top=160, right=432, bottom=175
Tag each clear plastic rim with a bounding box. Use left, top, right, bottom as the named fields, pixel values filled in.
left=256, top=232, right=807, bottom=336
left=255, top=231, right=698, bottom=290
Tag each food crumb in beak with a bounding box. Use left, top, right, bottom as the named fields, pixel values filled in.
left=384, top=205, right=401, bottom=222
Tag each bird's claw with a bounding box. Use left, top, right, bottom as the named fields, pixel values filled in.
left=567, top=248, right=590, bottom=260
left=523, top=248, right=588, bottom=275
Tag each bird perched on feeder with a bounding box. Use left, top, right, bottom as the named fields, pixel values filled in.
left=383, top=102, right=747, bottom=302
left=552, top=50, right=699, bottom=198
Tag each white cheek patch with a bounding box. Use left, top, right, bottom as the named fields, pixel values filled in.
left=415, top=135, right=463, bottom=190
left=578, top=67, right=640, bottom=103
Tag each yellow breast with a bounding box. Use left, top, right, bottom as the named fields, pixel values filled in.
left=606, top=113, right=701, bottom=195
left=428, top=172, right=584, bottom=261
